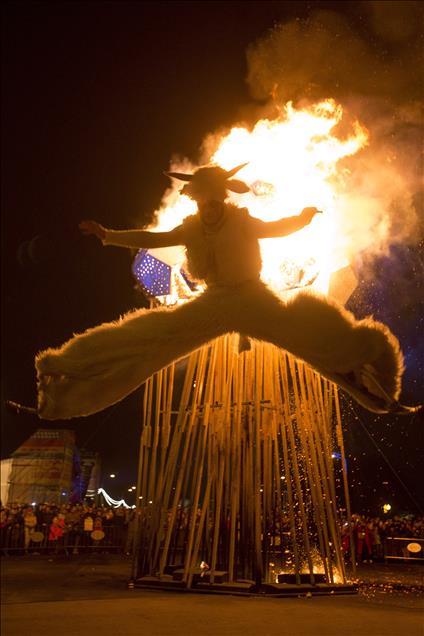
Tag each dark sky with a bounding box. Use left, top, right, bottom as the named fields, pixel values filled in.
left=2, top=1, right=423, bottom=510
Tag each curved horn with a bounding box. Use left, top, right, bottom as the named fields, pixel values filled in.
left=163, top=171, right=193, bottom=182
left=225, top=162, right=249, bottom=178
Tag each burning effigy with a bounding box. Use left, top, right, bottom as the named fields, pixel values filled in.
left=34, top=100, right=418, bottom=420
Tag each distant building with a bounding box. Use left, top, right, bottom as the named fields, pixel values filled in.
left=2, top=429, right=101, bottom=505
left=76, top=449, right=102, bottom=503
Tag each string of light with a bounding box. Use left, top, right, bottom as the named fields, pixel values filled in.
left=97, top=487, right=134, bottom=509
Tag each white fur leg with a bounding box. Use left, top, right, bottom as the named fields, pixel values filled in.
left=36, top=293, right=227, bottom=419
left=228, top=283, right=404, bottom=408
left=35, top=281, right=405, bottom=419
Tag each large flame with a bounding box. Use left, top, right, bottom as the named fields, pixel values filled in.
left=147, top=99, right=369, bottom=300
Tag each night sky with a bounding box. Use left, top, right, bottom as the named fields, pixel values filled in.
left=2, top=1, right=423, bottom=511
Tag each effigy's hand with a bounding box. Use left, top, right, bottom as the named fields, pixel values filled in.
left=79, top=220, right=106, bottom=241
left=301, top=207, right=322, bottom=224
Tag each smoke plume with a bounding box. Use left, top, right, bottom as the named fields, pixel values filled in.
left=244, top=3, right=423, bottom=258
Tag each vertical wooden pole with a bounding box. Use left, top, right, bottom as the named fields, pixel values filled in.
left=334, top=386, right=356, bottom=577
left=135, top=327, right=352, bottom=590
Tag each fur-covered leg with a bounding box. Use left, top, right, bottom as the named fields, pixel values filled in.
left=225, top=282, right=409, bottom=413
left=34, top=280, right=415, bottom=419
left=36, top=292, right=228, bottom=420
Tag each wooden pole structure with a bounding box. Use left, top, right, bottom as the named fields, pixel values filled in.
left=132, top=333, right=355, bottom=590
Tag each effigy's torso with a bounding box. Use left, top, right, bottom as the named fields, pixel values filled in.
left=182, top=205, right=262, bottom=287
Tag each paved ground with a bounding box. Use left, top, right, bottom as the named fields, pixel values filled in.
left=1, top=555, right=423, bottom=636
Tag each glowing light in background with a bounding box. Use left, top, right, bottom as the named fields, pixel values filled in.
left=98, top=487, right=131, bottom=509
left=407, top=542, right=422, bottom=554
left=132, top=250, right=172, bottom=297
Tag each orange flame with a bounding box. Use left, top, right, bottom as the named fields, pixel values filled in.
left=149, top=99, right=369, bottom=299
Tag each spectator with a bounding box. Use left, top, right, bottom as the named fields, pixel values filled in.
left=23, top=506, right=37, bottom=553
left=2, top=501, right=422, bottom=560
left=48, top=513, right=65, bottom=553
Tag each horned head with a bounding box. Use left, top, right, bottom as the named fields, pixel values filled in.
left=164, top=163, right=250, bottom=200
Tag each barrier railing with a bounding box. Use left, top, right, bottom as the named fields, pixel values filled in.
left=2, top=525, right=423, bottom=563
left=0, top=524, right=131, bottom=555
left=384, top=536, right=424, bottom=561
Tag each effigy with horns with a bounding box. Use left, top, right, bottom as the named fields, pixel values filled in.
left=27, top=163, right=418, bottom=419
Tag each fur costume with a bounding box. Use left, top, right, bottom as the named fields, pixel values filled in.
left=34, top=166, right=412, bottom=419
left=36, top=276, right=404, bottom=419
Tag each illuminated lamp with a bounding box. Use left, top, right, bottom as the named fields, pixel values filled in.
left=133, top=245, right=198, bottom=301
left=132, top=249, right=172, bottom=297
left=407, top=542, right=422, bottom=554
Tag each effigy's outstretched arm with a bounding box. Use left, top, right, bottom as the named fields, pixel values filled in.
left=79, top=219, right=185, bottom=249
left=253, top=207, right=322, bottom=239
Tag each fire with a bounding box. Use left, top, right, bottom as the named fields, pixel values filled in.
left=272, top=546, right=344, bottom=585
left=148, top=99, right=369, bottom=299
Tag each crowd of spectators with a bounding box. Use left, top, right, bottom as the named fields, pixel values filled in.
left=1, top=502, right=423, bottom=561
left=342, top=514, right=424, bottom=562
left=0, top=502, right=136, bottom=555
